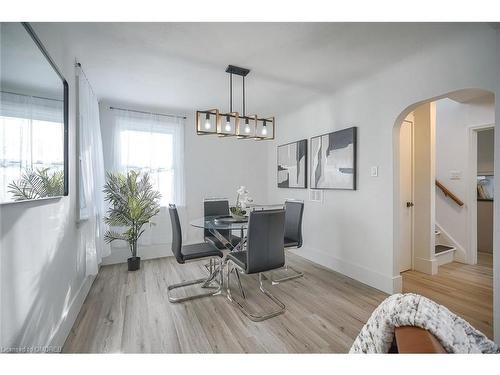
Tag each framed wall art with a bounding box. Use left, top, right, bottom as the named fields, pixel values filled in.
left=277, top=139, right=307, bottom=188
left=310, top=127, right=357, bottom=190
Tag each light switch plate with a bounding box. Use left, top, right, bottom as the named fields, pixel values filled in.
left=371, top=166, right=378, bottom=177
left=449, top=170, right=462, bottom=180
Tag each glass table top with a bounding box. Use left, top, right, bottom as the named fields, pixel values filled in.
left=190, top=215, right=249, bottom=230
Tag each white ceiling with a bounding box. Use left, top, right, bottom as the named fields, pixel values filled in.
left=32, top=22, right=492, bottom=115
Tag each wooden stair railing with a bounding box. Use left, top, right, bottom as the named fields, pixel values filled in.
left=435, top=180, right=464, bottom=207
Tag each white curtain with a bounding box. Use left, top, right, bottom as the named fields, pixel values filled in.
left=77, top=66, right=110, bottom=276
left=107, top=108, right=186, bottom=248
left=0, top=91, right=64, bottom=202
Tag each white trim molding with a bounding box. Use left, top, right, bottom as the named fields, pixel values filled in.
left=466, top=123, right=495, bottom=265
left=291, top=246, right=396, bottom=294
left=48, top=275, right=95, bottom=351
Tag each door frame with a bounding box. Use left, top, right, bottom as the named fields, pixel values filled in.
left=399, top=119, right=415, bottom=273
left=466, top=123, right=495, bottom=265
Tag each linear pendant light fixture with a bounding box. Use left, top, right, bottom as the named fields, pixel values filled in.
left=196, top=65, right=275, bottom=140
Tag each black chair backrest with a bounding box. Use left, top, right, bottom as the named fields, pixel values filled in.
left=245, top=209, right=285, bottom=274
left=168, top=204, right=184, bottom=264
left=203, top=199, right=230, bottom=238
left=285, top=200, right=304, bottom=248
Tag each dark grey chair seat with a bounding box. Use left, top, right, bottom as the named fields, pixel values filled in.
left=227, top=251, right=247, bottom=269
left=266, top=200, right=305, bottom=284
left=167, top=204, right=223, bottom=303
left=284, top=237, right=299, bottom=248
left=205, top=234, right=241, bottom=250
left=225, top=209, right=286, bottom=321
left=181, top=242, right=223, bottom=262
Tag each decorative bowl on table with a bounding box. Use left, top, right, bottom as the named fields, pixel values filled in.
left=230, top=206, right=246, bottom=220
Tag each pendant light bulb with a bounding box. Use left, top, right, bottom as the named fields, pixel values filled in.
left=204, top=113, right=211, bottom=130
left=244, top=118, right=250, bottom=133
left=224, top=115, right=231, bottom=132
left=261, top=120, right=268, bottom=136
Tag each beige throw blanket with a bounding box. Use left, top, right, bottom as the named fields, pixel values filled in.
left=350, top=293, right=499, bottom=353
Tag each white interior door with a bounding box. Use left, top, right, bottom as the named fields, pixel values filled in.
left=399, top=120, right=413, bottom=272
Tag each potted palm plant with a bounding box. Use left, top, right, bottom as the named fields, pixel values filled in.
left=103, top=171, right=161, bottom=271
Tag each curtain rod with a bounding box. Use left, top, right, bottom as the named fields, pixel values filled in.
left=109, top=106, right=187, bottom=120
left=0, top=90, right=63, bottom=103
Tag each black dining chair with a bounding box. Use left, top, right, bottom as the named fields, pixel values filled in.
left=167, top=204, right=224, bottom=303
left=203, top=198, right=241, bottom=249
left=225, top=208, right=286, bottom=321
left=267, top=199, right=305, bottom=284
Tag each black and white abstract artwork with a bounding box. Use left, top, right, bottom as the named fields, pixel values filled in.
left=310, top=127, right=357, bottom=190
left=277, top=139, right=307, bottom=188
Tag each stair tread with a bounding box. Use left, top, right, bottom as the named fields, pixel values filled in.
left=435, top=244, right=455, bottom=254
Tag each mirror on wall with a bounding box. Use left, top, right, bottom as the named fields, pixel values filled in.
left=0, top=22, right=68, bottom=204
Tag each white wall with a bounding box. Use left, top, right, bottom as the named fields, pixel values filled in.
left=435, top=96, right=495, bottom=258
left=99, top=102, right=269, bottom=264
left=266, top=26, right=498, bottom=304
left=0, top=26, right=95, bottom=350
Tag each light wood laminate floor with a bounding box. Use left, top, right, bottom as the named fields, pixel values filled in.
left=63, top=253, right=387, bottom=353
left=402, top=252, right=493, bottom=339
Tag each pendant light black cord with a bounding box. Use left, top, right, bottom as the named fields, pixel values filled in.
left=230, top=73, right=233, bottom=113
left=243, top=76, right=245, bottom=117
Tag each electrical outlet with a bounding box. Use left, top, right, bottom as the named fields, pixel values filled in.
left=371, top=166, right=378, bottom=177
left=309, top=189, right=323, bottom=202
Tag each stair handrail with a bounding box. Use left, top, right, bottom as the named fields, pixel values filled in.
left=435, top=180, right=464, bottom=207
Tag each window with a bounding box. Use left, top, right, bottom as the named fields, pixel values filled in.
left=120, top=129, right=174, bottom=206
left=113, top=110, right=185, bottom=207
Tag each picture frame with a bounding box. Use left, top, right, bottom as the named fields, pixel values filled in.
left=310, top=127, right=357, bottom=190
left=277, top=139, right=308, bottom=189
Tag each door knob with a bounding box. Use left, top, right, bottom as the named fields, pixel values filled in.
left=406, top=202, right=414, bottom=208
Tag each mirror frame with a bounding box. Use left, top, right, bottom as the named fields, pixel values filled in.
left=8, top=22, right=70, bottom=200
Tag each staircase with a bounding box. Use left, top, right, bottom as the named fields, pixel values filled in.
left=434, top=225, right=456, bottom=266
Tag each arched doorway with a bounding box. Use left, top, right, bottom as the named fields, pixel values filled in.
left=392, top=88, right=495, bottom=339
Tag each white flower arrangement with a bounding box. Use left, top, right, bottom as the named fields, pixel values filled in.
left=230, top=186, right=253, bottom=218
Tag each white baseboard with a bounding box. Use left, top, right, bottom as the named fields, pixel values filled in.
left=392, top=275, right=402, bottom=293
left=414, top=256, right=438, bottom=275
left=102, top=244, right=174, bottom=265
left=291, top=246, right=396, bottom=294
left=48, top=275, right=95, bottom=351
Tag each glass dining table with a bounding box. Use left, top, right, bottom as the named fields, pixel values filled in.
left=189, top=215, right=251, bottom=293
left=190, top=215, right=249, bottom=252
left=189, top=204, right=284, bottom=252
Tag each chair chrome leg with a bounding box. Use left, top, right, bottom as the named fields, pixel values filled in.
left=267, top=264, right=304, bottom=285
left=233, top=267, right=246, bottom=299
left=225, top=261, right=285, bottom=322
left=168, top=258, right=222, bottom=303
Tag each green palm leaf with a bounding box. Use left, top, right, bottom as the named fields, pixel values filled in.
left=8, top=168, right=64, bottom=201
left=103, top=170, right=161, bottom=257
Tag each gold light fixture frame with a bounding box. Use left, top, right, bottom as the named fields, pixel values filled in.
left=254, top=116, right=275, bottom=140
left=196, top=109, right=219, bottom=135
left=237, top=114, right=257, bottom=139
left=196, top=65, right=274, bottom=141
left=217, top=111, right=239, bottom=137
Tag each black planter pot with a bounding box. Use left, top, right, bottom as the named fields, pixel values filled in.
left=127, top=256, right=141, bottom=271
